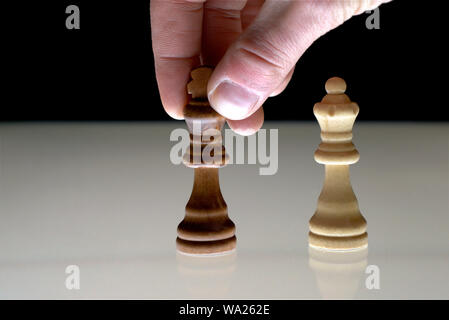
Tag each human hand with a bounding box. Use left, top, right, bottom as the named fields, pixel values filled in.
left=151, top=0, right=391, bottom=135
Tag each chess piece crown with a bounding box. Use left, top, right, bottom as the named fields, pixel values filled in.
left=309, top=77, right=367, bottom=251
left=182, top=67, right=229, bottom=168
left=313, top=77, right=360, bottom=165
left=176, top=66, right=236, bottom=255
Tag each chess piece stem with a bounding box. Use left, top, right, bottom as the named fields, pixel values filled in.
left=178, top=167, right=235, bottom=242
left=309, top=77, right=367, bottom=250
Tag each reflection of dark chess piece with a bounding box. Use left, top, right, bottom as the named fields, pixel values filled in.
left=177, top=251, right=236, bottom=298
left=176, top=66, right=236, bottom=255
left=309, top=77, right=367, bottom=250
left=309, top=246, right=368, bottom=299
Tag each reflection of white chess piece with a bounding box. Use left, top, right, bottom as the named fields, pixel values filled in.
left=309, top=246, right=368, bottom=299
left=176, top=251, right=236, bottom=299
left=309, top=77, right=367, bottom=250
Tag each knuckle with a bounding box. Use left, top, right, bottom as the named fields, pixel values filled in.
left=238, top=27, right=295, bottom=72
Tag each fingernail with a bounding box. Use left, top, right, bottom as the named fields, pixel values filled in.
left=208, top=81, right=259, bottom=120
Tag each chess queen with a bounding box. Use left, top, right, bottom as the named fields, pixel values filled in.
left=309, top=77, right=368, bottom=251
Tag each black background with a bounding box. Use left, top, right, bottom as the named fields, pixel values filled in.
left=2, top=0, right=445, bottom=121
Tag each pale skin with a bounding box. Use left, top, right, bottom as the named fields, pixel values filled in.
left=151, top=0, right=391, bottom=135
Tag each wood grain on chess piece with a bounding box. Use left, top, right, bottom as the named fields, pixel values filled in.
left=177, top=66, right=236, bottom=255
left=309, top=77, right=368, bottom=251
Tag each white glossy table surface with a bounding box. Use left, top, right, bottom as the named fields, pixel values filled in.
left=0, top=122, right=448, bottom=299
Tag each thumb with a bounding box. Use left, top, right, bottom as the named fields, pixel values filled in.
left=207, top=0, right=391, bottom=120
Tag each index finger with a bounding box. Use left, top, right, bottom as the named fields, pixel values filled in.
left=150, top=0, right=205, bottom=119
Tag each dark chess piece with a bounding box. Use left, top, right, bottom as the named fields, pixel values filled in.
left=176, top=66, right=236, bottom=255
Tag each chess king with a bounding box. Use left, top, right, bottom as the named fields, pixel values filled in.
left=176, top=66, right=236, bottom=255
left=309, top=77, right=368, bottom=250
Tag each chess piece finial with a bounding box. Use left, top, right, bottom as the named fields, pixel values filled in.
left=325, top=77, right=347, bottom=94
left=177, top=66, right=236, bottom=255
left=309, top=77, right=367, bottom=251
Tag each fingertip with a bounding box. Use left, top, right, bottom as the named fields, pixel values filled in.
left=159, top=93, right=186, bottom=120
left=208, top=80, right=261, bottom=120
left=165, top=107, right=185, bottom=120
left=226, top=107, right=264, bottom=136
left=269, top=84, right=286, bottom=97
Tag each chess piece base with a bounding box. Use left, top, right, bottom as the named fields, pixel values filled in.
left=176, top=236, right=237, bottom=256
left=309, top=231, right=368, bottom=251
left=177, top=167, right=236, bottom=255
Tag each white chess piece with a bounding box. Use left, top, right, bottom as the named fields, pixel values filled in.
left=309, top=77, right=368, bottom=250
